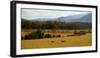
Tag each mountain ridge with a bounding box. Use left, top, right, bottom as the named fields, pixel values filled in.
left=23, top=13, right=92, bottom=23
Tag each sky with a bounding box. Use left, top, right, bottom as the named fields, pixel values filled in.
left=21, top=8, right=91, bottom=20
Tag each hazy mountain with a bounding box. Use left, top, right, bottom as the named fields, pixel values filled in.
left=57, top=13, right=92, bottom=23
left=31, top=13, right=92, bottom=23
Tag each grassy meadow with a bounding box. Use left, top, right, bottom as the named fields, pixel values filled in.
left=21, top=29, right=92, bottom=49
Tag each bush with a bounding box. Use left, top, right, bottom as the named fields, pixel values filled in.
left=52, top=35, right=55, bottom=37
left=23, top=33, right=34, bottom=40
left=34, top=29, right=44, bottom=38
left=23, top=29, right=44, bottom=39
left=56, top=35, right=61, bottom=37
left=79, top=31, right=86, bottom=34
left=73, top=31, right=86, bottom=36
left=44, top=34, right=52, bottom=38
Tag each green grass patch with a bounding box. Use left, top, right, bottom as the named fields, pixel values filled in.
left=84, top=33, right=92, bottom=36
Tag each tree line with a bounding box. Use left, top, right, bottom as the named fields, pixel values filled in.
left=21, top=19, right=92, bottom=30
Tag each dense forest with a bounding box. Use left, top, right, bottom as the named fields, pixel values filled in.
left=21, top=19, right=91, bottom=30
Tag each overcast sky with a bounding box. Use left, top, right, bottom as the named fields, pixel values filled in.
left=21, top=8, right=91, bottom=20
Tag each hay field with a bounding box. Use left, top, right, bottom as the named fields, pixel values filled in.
left=21, top=29, right=92, bottom=49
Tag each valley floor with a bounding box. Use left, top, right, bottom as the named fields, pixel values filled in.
left=21, top=33, right=92, bottom=49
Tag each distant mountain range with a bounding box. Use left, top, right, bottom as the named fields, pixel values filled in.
left=28, top=13, right=92, bottom=23
left=57, top=13, right=92, bottom=23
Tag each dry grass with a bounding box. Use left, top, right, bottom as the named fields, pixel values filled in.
left=21, top=29, right=92, bottom=49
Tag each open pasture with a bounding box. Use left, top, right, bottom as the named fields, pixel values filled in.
left=21, top=29, right=92, bottom=49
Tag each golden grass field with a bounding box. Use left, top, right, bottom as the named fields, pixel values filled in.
left=21, top=29, right=92, bottom=49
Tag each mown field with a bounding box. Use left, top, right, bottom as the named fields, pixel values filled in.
left=21, top=29, right=92, bottom=49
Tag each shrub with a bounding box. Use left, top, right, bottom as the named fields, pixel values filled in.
left=73, top=31, right=86, bottom=36
left=56, top=35, right=61, bottom=37
left=24, top=34, right=32, bottom=39
left=23, top=29, right=44, bottom=39
left=44, top=34, right=52, bottom=38
left=52, top=35, right=55, bottom=37
left=79, top=31, right=86, bottom=34
left=34, top=29, right=44, bottom=38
